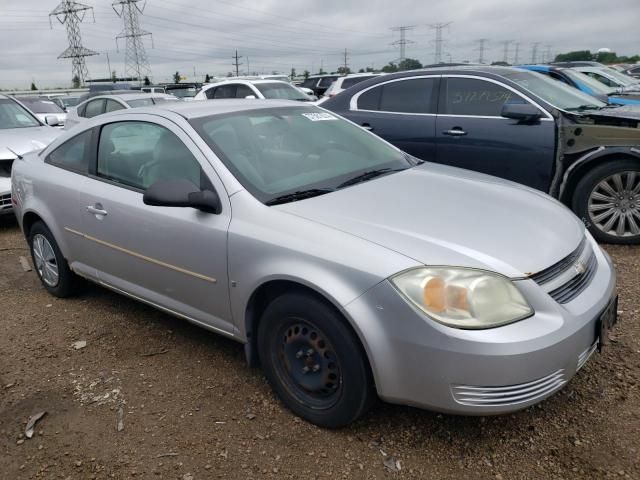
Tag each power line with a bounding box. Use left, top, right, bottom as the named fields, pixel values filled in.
left=428, top=22, right=452, bottom=64
left=232, top=49, right=243, bottom=76
left=475, top=38, right=489, bottom=64
left=113, top=0, right=153, bottom=83
left=390, top=25, right=416, bottom=62
left=49, top=1, right=99, bottom=85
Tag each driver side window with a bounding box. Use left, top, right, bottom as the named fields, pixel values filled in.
left=96, top=121, right=207, bottom=191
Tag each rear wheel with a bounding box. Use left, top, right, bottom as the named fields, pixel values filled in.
left=257, top=292, right=373, bottom=428
left=572, top=160, right=640, bottom=244
left=28, top=221, right=79, bottom=297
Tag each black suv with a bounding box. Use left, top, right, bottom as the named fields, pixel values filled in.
left=323, top=66, right=640, bottom=244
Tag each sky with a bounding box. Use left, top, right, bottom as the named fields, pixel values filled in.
left=0, top=0, right=638, bottom=89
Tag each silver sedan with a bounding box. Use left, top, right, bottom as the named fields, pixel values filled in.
left=11, top=100, right=617, bottom=427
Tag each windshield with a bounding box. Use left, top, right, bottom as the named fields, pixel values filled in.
left=255, top=83, right=310, bottom=101
left=501, top=70, right=607, bottom=111
left=18, top=98, right=65, bottom=114
left=190, top=106, right=412, bottom=203
left=602, top=68, right=640, bottom=86
left=563, top=69, right=616, bottom=95
left=0, top=99, right=41, bottom=129
left=166, top=87, right=197, bottom=98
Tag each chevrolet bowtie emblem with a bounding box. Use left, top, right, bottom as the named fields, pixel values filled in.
left=574, top=261, right=586, bottom=275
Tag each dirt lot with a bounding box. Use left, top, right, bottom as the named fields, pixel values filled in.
left=1, top=214, right=639, bottom=480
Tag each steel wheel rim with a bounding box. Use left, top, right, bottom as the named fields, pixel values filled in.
left=32, top=234, right=59, bottom=287
left=588, top=171, right=640, bottom=237
left=274, top=319, right=342, bottom=410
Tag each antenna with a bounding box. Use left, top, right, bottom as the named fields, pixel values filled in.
left=113, top=0, right=153, bottom=83
left=49, top=1, right=98, bottom=85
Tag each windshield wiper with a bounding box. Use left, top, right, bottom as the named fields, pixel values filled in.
left=565, top=104, right=603, bottom=112
left=336, top=168, right=406, bottom=189
left=265, top=188, right=334, bottom=206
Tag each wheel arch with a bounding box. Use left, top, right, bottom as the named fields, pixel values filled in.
left=559, top=148, right=640, bottom=205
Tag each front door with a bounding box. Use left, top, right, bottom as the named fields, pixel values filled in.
left=435, top=76, right=556, bottom=192
left=73, top=115, right=234, bottom=334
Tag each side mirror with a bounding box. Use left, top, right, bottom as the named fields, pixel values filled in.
left=143, top=179, right=222, bottom=214
left=244, top=95, right=257, bottom=99
left=44, top=115, right=60, bottom=126
left=501, top=103, right=542, bottom=123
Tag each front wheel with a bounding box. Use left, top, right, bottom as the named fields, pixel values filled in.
left=257, top=292, right=373, bottom=428
left=572, top=160, right=640, bottom=244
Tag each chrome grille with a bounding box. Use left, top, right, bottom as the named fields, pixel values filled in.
left=547, top=251, right=597, bottom=304
left=529, top=237, right=597, bottom=304
left=452, top=369, right=566, bottom=407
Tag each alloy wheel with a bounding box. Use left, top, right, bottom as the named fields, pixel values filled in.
left=32, top=233, right=60, bottom=287
left=588, top=171, right=640, bottom=237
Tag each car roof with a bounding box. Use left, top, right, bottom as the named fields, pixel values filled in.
left=120, top=99, right=310, bottom=120
left=84, top=92, right=177, bottom=102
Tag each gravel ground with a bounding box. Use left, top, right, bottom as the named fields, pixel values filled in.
left=1, top=214, right=639, bottom=480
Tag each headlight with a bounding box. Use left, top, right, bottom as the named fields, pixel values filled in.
left=390, top=267, right=533, bottom=329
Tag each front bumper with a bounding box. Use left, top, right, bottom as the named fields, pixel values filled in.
left=345, top=239, right=616, bottom=415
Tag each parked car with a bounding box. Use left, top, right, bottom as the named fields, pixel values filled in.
left=16, top=97, right=67, bottom=127
left=140, top=86, right=167, bottom=94
left=51, top=95, right=82, bottom=112
left=194, top=80, right=313, bottom=102
left=570, top=66, right=640, bottom=93
left=518, top=65, right=640, bottom=105
left=220, top=75, right=317, bottom=98
left=322, top=73, right=384, bottom=98
left=162, top=83, right=201, bottom=101
left=0, top=94, right=61, bottom=215
left=322, top=66, right=640, bottom=244
left=299, top=74, right=342, bottom=97
left=622, top=64, right=640, bottom=79
left=11, top=99, right=617, bottom=427
left=65, top=93, right=179, bottom=129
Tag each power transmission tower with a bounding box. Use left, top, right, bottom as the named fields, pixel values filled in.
left=501, top=40, right=513, bottom=63
left=390, top=25, right=416, bottom=62
left=113, top=0, right=153, bottom=83
left=342, top=48, right=349, bottom=72
left=475, top=38, right=489, bottom=64
left=530, top=42, right=540, bottom=63
left=49, top=1, right=98, bottom=85
left=232, top=50, right=243, bottom=77
left=428, top=22, right=452, bottom=64
left=513, top=42, right=521, bottom=65
left=544, top=44, right=553, bottom=63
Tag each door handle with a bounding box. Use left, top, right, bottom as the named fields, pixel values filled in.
left=87, top=205, right=108, bottom=216
left=442, top=128, right=467, bottom=136
left=361, top=123, right=374, bottom=131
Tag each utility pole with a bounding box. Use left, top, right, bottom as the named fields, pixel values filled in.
left=49, top=1, right=98, bottom=85
left=112, top=0, right=152, bottom=83
left=530, top=42, right=540, bottom=63
left=501, top=40, right=512, bottom=64
left=475, top=38, right=488, bottom=64
left=246, top=56, right=250, bottom=75
left=390, top=25, right=416, bottom=62
left=232, top=50, right=243, bottom=77
left=513, top=42, right=521, bottom=65
left=342, top=48, right=349, bottom=72
left=428, top=22, right=452, bottom=64
left=106, top=51, right=111, bottom=78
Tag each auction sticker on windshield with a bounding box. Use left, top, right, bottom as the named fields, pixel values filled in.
left=302, top=112, right=338, bottom=121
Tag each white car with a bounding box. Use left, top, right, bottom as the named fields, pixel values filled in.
left=194, top=79, right=313, bottom=102
left=16, top=97, right=67, bottom=128
left=322, top=73, right=384, bottom=99
left=65, top=93, right=180, bottom=130
left=0, top=95, right=61, bottom=215
left=571, top=66, right=640, bottom=92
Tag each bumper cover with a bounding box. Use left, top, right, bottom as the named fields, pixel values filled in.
left=345, top=239, right=616, bottom=415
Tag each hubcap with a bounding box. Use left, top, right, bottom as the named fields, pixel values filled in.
left=588, top=171, right=640, bottom=237
left=276, top=320, right=342, bottom=409
left=32, top=234, right=59, bottom=287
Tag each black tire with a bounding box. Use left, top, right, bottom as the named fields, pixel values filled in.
left=257, top=292, right=373, bottom=428
left=572, top=159, right=640, bottom=245
left=28, top=221, right=79, bottom=297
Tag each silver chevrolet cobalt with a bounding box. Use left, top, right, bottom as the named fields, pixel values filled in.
left=12, top=100, right=617, bottom=427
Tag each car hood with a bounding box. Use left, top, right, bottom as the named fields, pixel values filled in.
left=577, top=105, right=640, bottom=121
left=0, top=126, right=61, bottom=159
left=276, top=164, right=585, bottom=278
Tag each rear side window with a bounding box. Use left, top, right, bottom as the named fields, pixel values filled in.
left=96, top=121, right=205, bottom=191
left=105, top=99, right=126, bottom=112
left=357, top=78, right=437, bottom=114
left=84, top=99, right=105, bottom=118
left=47, top=130, right=92, bottom=173
left=318, top=77, right=337, bottom=87
left=235, top=85, right=254, bottom=98
left=212, top=85, right=236, bottom=99
left=443, top=78, right=525, bottom=116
